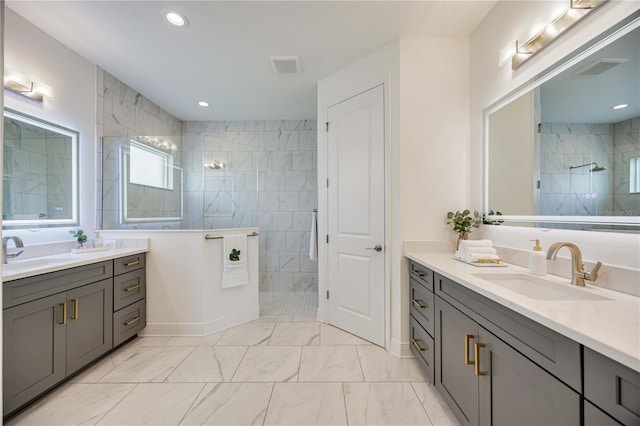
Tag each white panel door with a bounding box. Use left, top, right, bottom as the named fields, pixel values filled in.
left=327, top=84, right=385, bottom=346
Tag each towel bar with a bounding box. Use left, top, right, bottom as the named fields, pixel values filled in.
left=204, top=231, right=259, bottom=240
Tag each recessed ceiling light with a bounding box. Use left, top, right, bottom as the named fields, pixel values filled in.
left=163, top=10, right=189, bottom=27
left=198, top=101, right=209, bottom=107
left=612, top=103, right=628, bottom=110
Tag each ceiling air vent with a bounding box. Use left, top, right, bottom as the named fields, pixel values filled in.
left=270, top=56, right=301, bottom=74
left=574, top=58, right=628, bottom=76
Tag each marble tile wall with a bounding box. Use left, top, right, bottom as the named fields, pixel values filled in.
left=539, top=122, right=614, bottom=216
left=612, top=117, right=640, bottom=216
left=182, top=120, right=318, bottom=293
left=97, top=69, right=183, bottom=228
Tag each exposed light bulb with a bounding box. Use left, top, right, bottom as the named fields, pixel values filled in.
left=198, top=101, right=209, bottom=107
left=164, top=10, right=189, bottom=27
left=612, top=104, right=628, bottom=110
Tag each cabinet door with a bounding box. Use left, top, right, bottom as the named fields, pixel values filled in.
left=435, top=296, right=479, bottom=426
left=3, top=293, right=66, bottom=415
left=66, top=279, right=113, bottom=374
left=477, top=327, right=580, bottom=426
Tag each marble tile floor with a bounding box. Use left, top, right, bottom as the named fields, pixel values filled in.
left=7, top=317, right=460, bottom=426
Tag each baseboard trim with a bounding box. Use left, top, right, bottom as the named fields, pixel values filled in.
left=141, top=306, right=259, bottom=336
left=389, top=338, right=413, bottom=358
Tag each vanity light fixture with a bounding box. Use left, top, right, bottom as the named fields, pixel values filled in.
left=205, top=160, right=225, bottom=170
left=163, top=10, right=189, bottom=27
left=4, top=65, right=54, bottom=102
left=511, top=0, right=608, bottom=69
left=612, top=103, right=629, bottom=110
left=198, top=101, right=209, bottom=107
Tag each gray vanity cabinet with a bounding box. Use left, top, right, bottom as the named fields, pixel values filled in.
left=435, top=295, right=580, bottom=426
left=435, top=296, right=479, bottom=426
left=477, top=327, right=580, bottom=426
left=65, top=279, right=113, bottom=375
left=3, top=254, right=147, bottom=418
left=3, top=293, right=67, bottom=416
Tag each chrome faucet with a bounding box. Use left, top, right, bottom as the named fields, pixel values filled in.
left=546, top=242, right=602, bottom=286
left=2, top=236, right=25, bottom=264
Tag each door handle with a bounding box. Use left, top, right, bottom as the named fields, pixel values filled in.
left=59, top=303, right=67, bottom=325
left=475, top=343, right=486, bottom=376
left=71, top=299, right=79, bottom=320
left=366, top=244, right=383, bottom=252
left=464, top=334, right=474, bottom=365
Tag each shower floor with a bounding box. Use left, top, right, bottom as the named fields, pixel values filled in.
left=259, top=292, right=318, bottom=316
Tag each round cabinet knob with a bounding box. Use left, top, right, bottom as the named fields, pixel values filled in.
left=366, top=244, right=383, bottom=252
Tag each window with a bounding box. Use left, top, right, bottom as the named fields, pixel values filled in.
left=129, top=141, right=174, bottom=190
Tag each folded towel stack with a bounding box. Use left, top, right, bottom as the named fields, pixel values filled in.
left=455, top=240, right=500, bottom=263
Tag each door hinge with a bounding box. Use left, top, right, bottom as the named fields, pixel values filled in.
left=537, top=180, right=541, bottom=189
left=325, top=122, right=329, bottom=132
left=326, top=179, right=329, bottom=188
left=326, top=290, right=330, bottom=299
left=326, top=234, right=329, bottom=243
left=538, top=123, right=542, bottom=133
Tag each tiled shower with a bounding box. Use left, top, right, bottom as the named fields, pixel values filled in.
left=539, top=117, right=640, bottom=217
left=98, top=69, right=318, bottom=315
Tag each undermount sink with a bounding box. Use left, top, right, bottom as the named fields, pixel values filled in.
left=471, top=273, right=613, bottom=301
left=3, top=257, right=73, bottom=272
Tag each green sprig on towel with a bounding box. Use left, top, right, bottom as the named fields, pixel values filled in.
left=229, top=249, right=241, bottom=261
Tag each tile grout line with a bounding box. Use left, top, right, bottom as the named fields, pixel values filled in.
left=91, top=382, right=139, bottom=425
left=410, top=381, right=437, bottom=426
left=261, top=382, right=277, bottom=426
left=163, top=346, right=198, bottom=383
left=176, top=382, right=208, bottom=425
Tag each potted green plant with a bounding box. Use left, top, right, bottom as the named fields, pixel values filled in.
left=482, top=209, right=504, bottom=225
left=446, top=210, right=481, bottom=249
left=69, top=229, right=88, bottom=248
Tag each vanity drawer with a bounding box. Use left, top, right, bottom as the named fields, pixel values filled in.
left=410, top=315, right=434, bottom=381
left=408, top=261, right=433, bottom=292
left=435, top=273, right=581, bottom=392
left=113, top=269, right=146, bottom=312
left=113, top=300, right=146, bottom=347
left=3, top=261, right=113, bottom=309
left=410, top=278, right=435, bottom=337
left=114, top=253, right=145, bottom=276
left=584, top=347, right=640, bottom=425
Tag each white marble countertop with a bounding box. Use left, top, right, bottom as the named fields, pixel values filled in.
left=405, top=251, right=640, bottom=373
left=2, top=247, right=149, bottom=282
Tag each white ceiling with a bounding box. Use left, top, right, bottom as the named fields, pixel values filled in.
left=541, top=25, right=640, bottom=124
left=6, top=1, right=497, bottom=121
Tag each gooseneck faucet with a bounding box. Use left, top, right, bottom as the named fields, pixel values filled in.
left=2, top=236, right=25, bottom=264
left=546, top=242, right=602, bottom=286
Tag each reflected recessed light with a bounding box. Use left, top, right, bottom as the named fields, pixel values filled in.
left=163, top=10, right=189, bottom=27
left=198, top=101, right=209, bottom=107
left=612, top=104, right=628, bottom=110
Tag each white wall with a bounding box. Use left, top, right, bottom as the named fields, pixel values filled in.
left=471, top=1, right=640, bottom=269
left=318, top=36, right=471, bottom=356
left=4, top=7, right=97, bottom=243
left=100, top=229, right=259, bottom=336
left=1, top=0, right=5, bottom=414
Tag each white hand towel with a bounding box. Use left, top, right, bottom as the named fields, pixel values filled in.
left=309, top=211, right=317, bottom=260
left=460, top=247, right=497, bottom=255
left=458, top=240, right=493, bottom=249
left=222, top=234, right=249, bottom=288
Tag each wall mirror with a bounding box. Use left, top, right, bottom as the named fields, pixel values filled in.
left=484, top=11, right=640, bottom=230
left=2, top=109, right=79, bottom=228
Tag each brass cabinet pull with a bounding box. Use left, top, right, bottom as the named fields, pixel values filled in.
left=124, top=284, right=141, bottom=292
left=71, top=299, right=79, bottom=320
left=412, top=299, right=426, bottom=309
left=124, top=316, right=140, bottom=327
left=124, top=259, right=140, bottom=267
left=474, top=343, right=486, bottom=376
left=464, top=334, right=474, bottom=365
left=411, top=269, right=425, bottom=277
left=59, top=303, right=67, bottom=325
left=411, top=338, right=426, bottom=352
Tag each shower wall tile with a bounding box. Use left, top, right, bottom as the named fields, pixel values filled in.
left=180, top=119, right=318, bottom=292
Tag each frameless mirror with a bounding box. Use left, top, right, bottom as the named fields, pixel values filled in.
left=2, top=109, right=79, bottom=228
left=485, top=12, right=640, bottom=230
